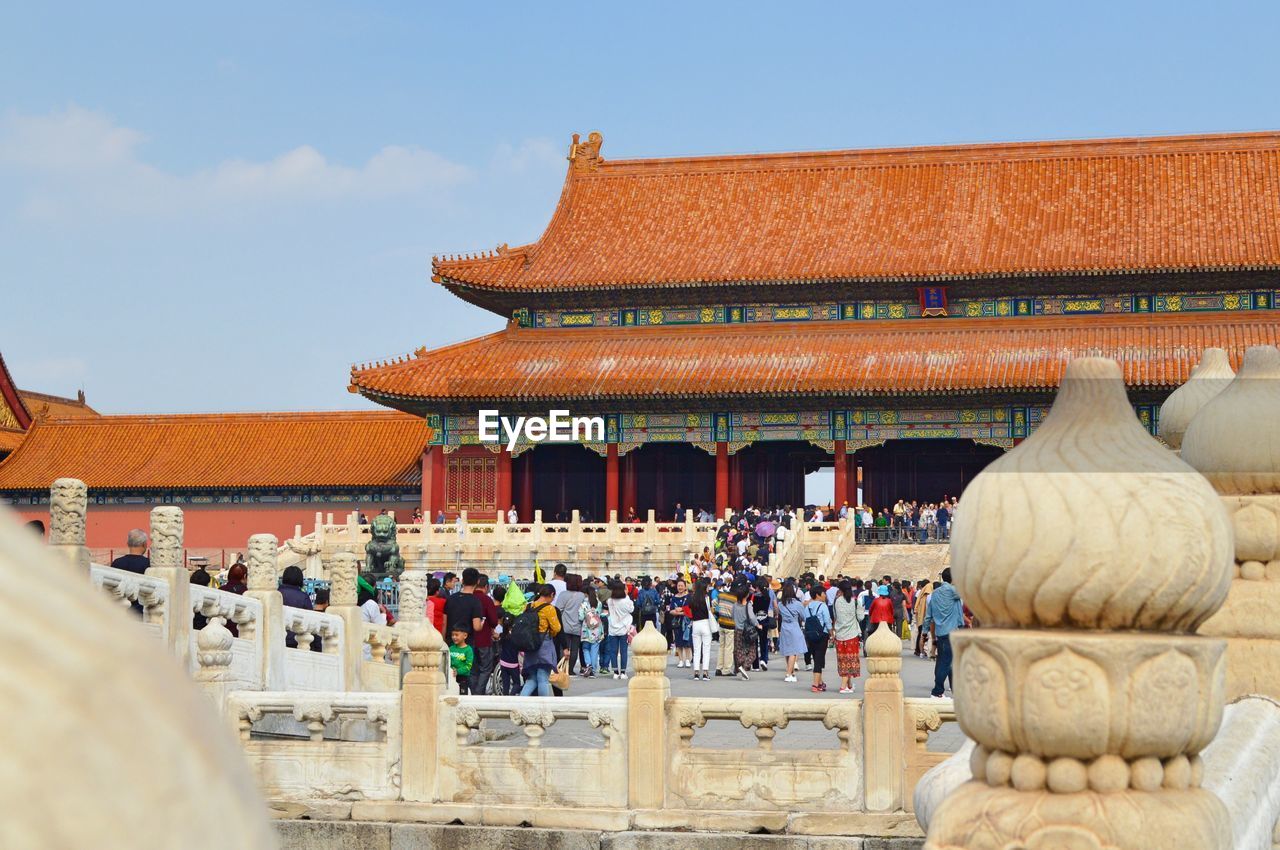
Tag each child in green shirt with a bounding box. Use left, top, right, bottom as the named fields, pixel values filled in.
left=449, top=627, right=475, bottom=694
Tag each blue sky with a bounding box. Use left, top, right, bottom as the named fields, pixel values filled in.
left=3, top=1, right=1279, bottom=413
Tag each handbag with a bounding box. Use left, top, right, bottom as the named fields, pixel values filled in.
left=549, top=657, right=570, bottom=691
left=709, top=617, right=720, bottom=634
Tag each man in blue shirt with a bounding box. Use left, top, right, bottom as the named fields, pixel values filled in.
left=925, top=567, right=965, bottom=698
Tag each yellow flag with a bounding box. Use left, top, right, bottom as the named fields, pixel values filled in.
left=682, top=560, right=692, bottom=585
left=533, top=559, right=544, bottom=585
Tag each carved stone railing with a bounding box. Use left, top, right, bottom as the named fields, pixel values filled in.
left=217, top=621, right=955, bottom=838
left=436, top=695, right=628, bottom=807
left=665, top=696, right=861, bottom=811
left=304, top=508, right=721, bottom=578
left=280, top=605, right=344, bottom=691
left=228, top=691, right=401, bottom=801
left=89, top=563, right=170, bottom=641
left=814, top=515, right=859, bottom=578
left=768, top=511, right=809, bottom=578
left=189, top=584, right=263, bottom=686
left=360, top=622, right=405, bottom=692
left=903, top=697, right=956, bottom=813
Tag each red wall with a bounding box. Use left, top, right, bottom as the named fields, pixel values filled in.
left=13, top=500, right=419, bottom=557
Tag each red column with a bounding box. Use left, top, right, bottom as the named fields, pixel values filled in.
left=714, top=441, right=729, bottom=517
left=496, top=449, right=513, bottom=519
left=518, top=451, right=535, bottom=520
left=420, top=447, right=432, bottom=516
left=422, top=445, right=446, bottom=519
left=605, top=443, right=620, bottom=518
left=833, top=439, right=847, bottom=512
left=622, top=450, right=638, bottom=518
left=729, top=449, right=744, bottom=512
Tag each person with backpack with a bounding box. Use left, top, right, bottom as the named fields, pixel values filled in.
left=731, top=581, right=759, bottom=680
left=579, top=592, right=605, bottom=678
left=833, top=579, right=862, bottom=693
left=776, top=581, right=806, bottom=683
left=665, top=578, right=691, bottom=668
left=493, top=588, right=523, bottom=695
left=804, top=585, right=834, bottom=692
left=713, top=582, right=738, bottom=676
left=684, top=579, right=714, bottom=681
left=516, top=584, right=566, bottom=696
left=603, top=582, right=635, bottom=679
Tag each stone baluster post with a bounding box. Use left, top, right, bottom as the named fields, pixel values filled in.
left=48, top=477, right=89, bottom=571
left=326, top=550, right=364, bottom=691
left=628, top=622, right=669, bottom=810
left=1183, top=344, right=1280, bottom=700
left=195, top=619, right=237, bottom=715
left=1158, top=347, right=1235, bottom=452
left=244, top=533, right=285, bottom=691
left=402, top=618, right=446, bottom=803
left=925, top=358, right=1234, bottom=850
left=608, top=509, right=619, bottom=544
left=683, top=508, right=695, bottom=543
left=863, top=621, right=905, bottom=812
left=146, top=506, right=191, bottom=667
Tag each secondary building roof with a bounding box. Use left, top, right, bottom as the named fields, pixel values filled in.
left=0, top=410, right=428, bottom=492
left=434, top=131, right=1280, bottom=308
left=350, top=311, right=1280, bottom=406
left=18, top=389, right=98, bottom=420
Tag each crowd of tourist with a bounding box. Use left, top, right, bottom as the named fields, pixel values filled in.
left=419, top=560, right=971, bottom=700
left=105, top=511, right=970, bottom=700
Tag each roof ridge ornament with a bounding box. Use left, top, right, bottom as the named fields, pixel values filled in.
left=568, top=131, right=604, bottom=172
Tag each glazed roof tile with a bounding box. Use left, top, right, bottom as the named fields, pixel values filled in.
left=350, top=312, right=1280, bottom=403
left=0, top=410, right=427, bottom=492
left=434, top=132, right=1280, bottom=296
left=18, top=389, right=98, bottom=419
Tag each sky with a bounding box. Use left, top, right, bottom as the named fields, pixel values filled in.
left=3, top=1, right=1280, bottom=414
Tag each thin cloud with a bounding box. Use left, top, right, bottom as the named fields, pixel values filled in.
left=0, top=105, right=472, bottom=220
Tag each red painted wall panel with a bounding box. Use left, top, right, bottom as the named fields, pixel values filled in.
left=10, top=500, right=419, bottom=555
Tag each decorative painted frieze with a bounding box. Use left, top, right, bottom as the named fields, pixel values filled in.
left=521, top=289, right=1278, bottom=329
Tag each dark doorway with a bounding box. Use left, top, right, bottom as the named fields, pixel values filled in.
left=528, top=444, right=604, bottom=521
left=733, top=440, right=831, bottom=509
left=856, top=439, right=1004, bottom=509
left=628, top=443, right=715, bottom=520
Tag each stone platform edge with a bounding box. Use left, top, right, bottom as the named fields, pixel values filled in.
left=276, top=820, right=926, bottom=850
left=271, top=800, right=925, bottom=841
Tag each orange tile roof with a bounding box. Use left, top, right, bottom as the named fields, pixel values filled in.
left=18, top=389, right=98, bottom=420
left=351, top=311, right=1280, bottom=403
left=434, top=131, right=1280, bottom=298
left=0, top=411, right=428, bottom=492
left=0, top=430, right=24, bottom=454
left=0, top=353, right=32, bottom=433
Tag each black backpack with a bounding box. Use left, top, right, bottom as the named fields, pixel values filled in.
left=509, top=603, right=547, bottom=654
left=803, top=604, right=826, bottom=642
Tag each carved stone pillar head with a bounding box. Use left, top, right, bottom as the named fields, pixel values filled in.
left=866, top=621, right=903, bottom=678
left=49, top=478, right=87, bottom=546
left=246, top=534, right=278, bottom=592
left=195, top=620, right=234, bottom=681
left=1159, top=347, right=1235, bottom=450
left=148, top=506, right=184, bottom=570
left=1181, top=345, right=1280, bottom=699
left=926, top=357, right=1235, bottom=850
left=1183, top=345, right=1280, bottom=496
left=326, top=551, right=359, bottom=607
left=408, top=619, right=444, bottom=672
left=631, top=622, right=669, bottom=676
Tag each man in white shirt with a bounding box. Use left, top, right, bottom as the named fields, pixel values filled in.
left=549, top=562, right=568, bottom=599
left=507, top=505, right=518, bottom=524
